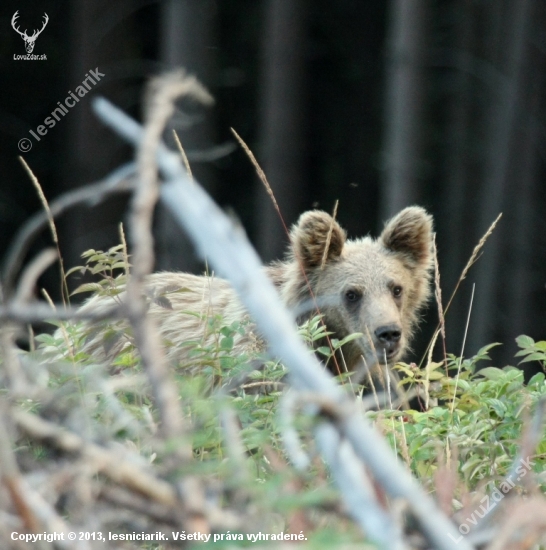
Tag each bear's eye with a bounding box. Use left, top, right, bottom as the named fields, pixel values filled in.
left=344, top=289, right=361, bottom=303
left=392, top=285, right=403, bottom=298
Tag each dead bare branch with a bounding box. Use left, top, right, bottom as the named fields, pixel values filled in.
left=13, top=249, right=57, bottom=306
left=14, top=408, right=178, bottom=506
left=127, top=71, right=211, bottom=446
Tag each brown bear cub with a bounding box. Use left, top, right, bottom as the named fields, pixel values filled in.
left=77, top=206, right=434, bottom=378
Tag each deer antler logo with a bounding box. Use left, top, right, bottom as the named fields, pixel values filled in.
left=11, top=11, right=49, bottom=54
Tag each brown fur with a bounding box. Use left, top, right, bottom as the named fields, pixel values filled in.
left=74, top=207, right=434, bottom=375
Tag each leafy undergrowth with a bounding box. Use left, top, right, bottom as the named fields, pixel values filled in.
left=7, top=247, right=546, bottom=548
left=386, top=340, right=546, bottom=491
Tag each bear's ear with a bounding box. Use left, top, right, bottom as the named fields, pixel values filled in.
left=291, top=210, right=346, bottom=268
left=380, top=207, right=433, bottom=268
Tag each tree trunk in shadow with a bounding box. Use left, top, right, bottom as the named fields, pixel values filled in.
left=439, top=0, right=479, bottom=355
left=501, top=55, right=542, bottom=366
left=381, top=0, right=428, bottom=220
left=255, top=0, right=306, bottom=262
left=155, top=0, right=217, bottom=272
left=467, top=0, right=533, bottom=355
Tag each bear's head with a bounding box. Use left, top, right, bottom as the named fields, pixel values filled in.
left=278, top=207, right=434, bottom=377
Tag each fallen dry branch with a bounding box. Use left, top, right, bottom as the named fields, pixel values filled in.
left=13, top=408, right=241, bottom=533
left=14, top=409, right=179, bottom=506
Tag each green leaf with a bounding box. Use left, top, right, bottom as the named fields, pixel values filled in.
left=425, top=361, right=444, bottom=372
left=454, top=378, right=470, bottom=391
left=71, top=282, right=104, bottom=296
left=516, top=334, right=535, bottom=349
left=503, top=368, right=523, bottom=381
left=65, top=265, right=87, bottom=277
left=220, top=326, right=235, bottom=337
left=528, top=372, right=545, bottom=386
left=460, top=455, right=482, bottom=474
left=220, top=336, right=234, bottom=351
left=90, top=264, right=109, bottom=275
left=476, top=367, right=504, bottom=380
left=34, top=333, right=57, bottom=346
left=316, top=346, right=332, bottom=357
left=394, top=364, right=415, bottom=378
left=518, top=352, right=546, bottom=364
left=335, top=332, right=364, bottom=348
left=486, top=398, right=507, bottom=418
left=219, top=355, right=235, bottom=370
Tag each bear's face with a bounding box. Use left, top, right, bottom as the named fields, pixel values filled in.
left=284, top=207, right=434, bottom=373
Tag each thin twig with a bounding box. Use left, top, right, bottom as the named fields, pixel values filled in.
left=450, top=283, right=475, bottom=415
left=419, top=213, right=502, bottom=369
left=446, top=213, right=502, bottom=314
left=18, top=157, right=69, bottom=306
left=18, top=158, right=59, bottom=247
left=119, top=222, right=130, bottom=277
left=320, top=200, right=339, bottom=270
left=433, top=234, right=448, bottom=373
left=425, top=327, right=440, bottom=411
left=230, top=128, right=282, bottom=224
left=172, top=129, right=193, bottom=178
left=365, top=363, right=381, bottom=411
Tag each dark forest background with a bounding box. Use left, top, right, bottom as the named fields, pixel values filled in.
left=1, top=0, right=545, bottom=371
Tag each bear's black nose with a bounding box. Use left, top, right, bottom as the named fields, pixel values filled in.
left=374, top=324, right=402, bottom=354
